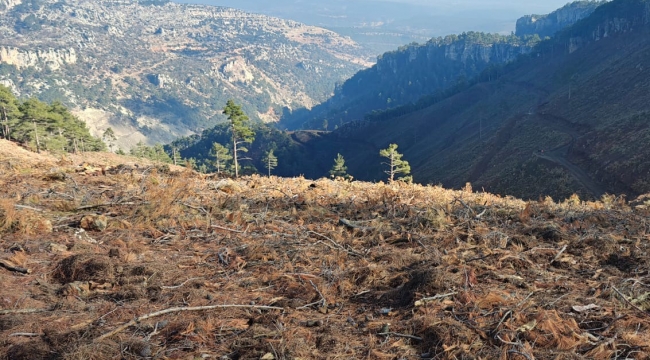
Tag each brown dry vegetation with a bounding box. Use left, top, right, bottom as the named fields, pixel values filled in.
left=1, top=141, right=650, bottom=360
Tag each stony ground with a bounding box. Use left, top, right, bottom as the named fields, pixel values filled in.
left=1, top=140, right=650, bottom=360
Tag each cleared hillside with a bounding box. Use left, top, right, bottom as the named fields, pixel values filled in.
left=2, top=141, right=650, bottom=359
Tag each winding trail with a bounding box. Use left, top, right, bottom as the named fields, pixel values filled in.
left=532, top=113, right=607, bottom=198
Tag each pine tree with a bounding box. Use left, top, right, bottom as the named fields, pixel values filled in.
left=211, top=142, right=232, bottom=174
left=102, top=127, right=117, bottom=152
left=0, top=85, right=19, bottom=140
left=130, top=142, right=172, bottom=163
left=329, top=153, right=349, bottom=179
left=263, top=149, right=278, bottom=176
left=223, top=100, right=255, bottom=178
left=380, top=143, right=411, bottom=182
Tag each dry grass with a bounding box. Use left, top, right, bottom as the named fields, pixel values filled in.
left=1, top=141, right=650, bottom=359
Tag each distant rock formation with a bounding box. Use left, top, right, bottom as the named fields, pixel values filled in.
left=0, top=46, right=77, bottom=70
left=516, top=1, right=606, bottom=38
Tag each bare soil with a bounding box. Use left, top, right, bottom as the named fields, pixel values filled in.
left=1, top=141, right=650, bottom=359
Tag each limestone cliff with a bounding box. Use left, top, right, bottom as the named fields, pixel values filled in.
left=281, top=33, right=536, bottom=129
left=0, top=0, right=21, bottom=11
left=0, top=47, right=77, bottom=70
left=516, top=1, right=605, bottom=38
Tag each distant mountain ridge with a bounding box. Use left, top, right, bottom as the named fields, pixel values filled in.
left=279, top=1, right=605, bottom=130
left=0, top=0, right=371, bottom=149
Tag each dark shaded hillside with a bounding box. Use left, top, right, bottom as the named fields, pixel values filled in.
left=279, top=33, right=539, bottom=130
left=278, top=1, right=606, bottom=131
left=296, top=0, right=650, bottom=200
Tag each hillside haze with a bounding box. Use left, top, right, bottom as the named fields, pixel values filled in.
left=173, top=0, right=573, bottom=54
left=0, top=0, right=371, bottom=150
left=278, top=1, right=603, bottom=130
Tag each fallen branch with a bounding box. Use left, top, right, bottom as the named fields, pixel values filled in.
left=452, top=197, right=476, bottom=216
left=414, top=292, right=458, bottom=306
left=75, top=201, right=144, bottom=211
left=0, top=260, right=31, bottom=274
left=307, top=231, right=363, bottom=257
left=339, top=218, right=374, bottom=231
left=95, top=304, right=284, bottom=341
left=310, top=280, right=326, bottom=307
left=612, top=286, right=650, bottom=317
left=296, top=300, right=325, bottom=310
left=9, top=332, right=40, bottom=337
left=550, top=244, right=568, bottom=264
left=212, top=224, right=246, bottom=233
left=297, top=280, right=328, bottom=310
left=182, top=202, right=208, bottom=214
left=474, top=209, right=488, bottom=219
left=0, top=308, right=48, bottom=315
left=377, top=332, right=423, bottom=341
left=14, top=204, right=44, bottom=212
left=161, top=277, right=203, bottom=290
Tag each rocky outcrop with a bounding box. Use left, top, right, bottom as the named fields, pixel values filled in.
left=0, top=0, right=21, bottom=11
left=221, top=59, right=255, bottom=84
left=0, top=79, right=19, bottom=95
left=516, top=1, right=605, bottom=38
left=0, top=47, right=77, bottom=70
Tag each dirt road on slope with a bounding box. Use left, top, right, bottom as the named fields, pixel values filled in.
left=533, top=113, right=607, bottom=198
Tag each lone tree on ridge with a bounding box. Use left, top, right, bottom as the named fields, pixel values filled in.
left=223, top=100, right=255, bottom=178
left=380, top=143, right=411, bottom=182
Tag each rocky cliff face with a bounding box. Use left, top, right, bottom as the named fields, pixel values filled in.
left=0, top=0, right=21, bottom=11
left=516, top=1, right=605, bottom=38
left=531, top=0, right=650, bottom=55
left=377, top=37, right=530, bottom=74
left=281, top=33, right=536, bottom=129
left=0, top=47, right=77, bottom=70
left=0, top=0, right=371, bottom=149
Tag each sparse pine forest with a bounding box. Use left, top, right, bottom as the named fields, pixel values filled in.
left=0, top=85, right=104, bottom=153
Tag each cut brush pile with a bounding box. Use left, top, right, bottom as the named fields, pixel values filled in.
left=1, top=141, right=650, bottom=359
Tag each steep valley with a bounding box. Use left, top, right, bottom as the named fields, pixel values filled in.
left=279, top=1, right=603, bottom=131
left=0, top=0, right=371, bottom=149
left=286, top=0, right=650, bottom=200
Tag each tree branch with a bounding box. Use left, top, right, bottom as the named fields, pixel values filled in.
left=0, top=260, right=31, bottom=274
left=95, top=304, right=284, bottom=341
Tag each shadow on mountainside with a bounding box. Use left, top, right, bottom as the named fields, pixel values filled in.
left=532, top=113, right=607, bottom=198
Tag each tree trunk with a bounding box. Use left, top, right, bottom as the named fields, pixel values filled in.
left=1, top=107, right=8, bottom=139
left=33, top=121, right=41, bottom=154
left=233, top=136, right=239, bottom=178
